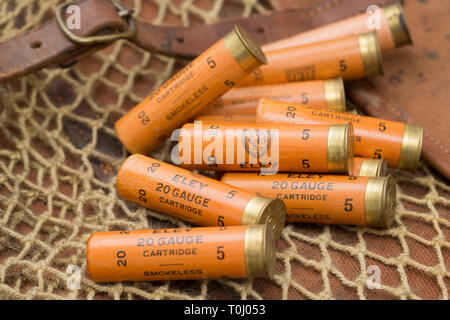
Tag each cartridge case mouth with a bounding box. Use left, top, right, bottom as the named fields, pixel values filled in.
left=224, top=25, right=268, bottom=73
left=359, top=158, right=388, bottom=177
left=358, top=31, right=384, bottom=77
left=327, top=123, right=354, bottom=175
left=245, top=224, right=276, bottom=279
left=364, top=176, right=396, bottom=228
left=384, top=1, right=413, bottom=48
left=324, top=77, right=346, bottom=113
left=241, top=195, right=286, bottom=239
left=397, top=124, right=424, bottom=173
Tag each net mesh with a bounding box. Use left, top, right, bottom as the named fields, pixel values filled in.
left=0, top=0, right=449, bottom=300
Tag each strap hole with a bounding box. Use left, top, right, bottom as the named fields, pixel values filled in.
left=256, top=27, right=265, bottom=34
left=31, top=41, right=42, bottom=49
left=176, top=37, right=184, bottom=43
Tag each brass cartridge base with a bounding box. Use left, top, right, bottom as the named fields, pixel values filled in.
left=327, top=123, right=354, bottom=175
left=324, top=77, right=346, bottom=113
left=384, top=1, right=413, bottom=48
left=241, top=196, right=286, bottom=239
left=359, top=158, right=388, bottom=177
left=245, top=224, right=276, bottom=279
left=397, top=124, right=424, bottom=173
left=224, top=25, right=268, bottom=73
left=364, top=176, right=396, bottom=228
left=358, top=32, right=384, bottom=77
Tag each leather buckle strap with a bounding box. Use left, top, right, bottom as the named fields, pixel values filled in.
left=0, top=0, right=384, bottom=84
left=55, top=0, right=137, bottom=44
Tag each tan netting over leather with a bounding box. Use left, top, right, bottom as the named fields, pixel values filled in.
left=0, top=0, right=449, bottom=300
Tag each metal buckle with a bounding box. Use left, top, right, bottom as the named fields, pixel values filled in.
left=55, top=0, right=137, bottom=44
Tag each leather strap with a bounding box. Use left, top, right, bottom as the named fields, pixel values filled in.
left=134, top=0, right=380, bottom=58
left=0, top=0, right=129, bottom=83
left=0, top=0, right=382, bottom=84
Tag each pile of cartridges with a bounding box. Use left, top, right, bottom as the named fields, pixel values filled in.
left=86, top=2, right=423, bottom=283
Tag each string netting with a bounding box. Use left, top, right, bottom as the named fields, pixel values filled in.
left=0, top=0, right=449, bottom=300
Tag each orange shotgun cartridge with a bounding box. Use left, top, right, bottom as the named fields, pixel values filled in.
left=263, top=2, right=412, bottom=52
left=256, top=99, right=424, bottom=173
left=353, top=157, right=388, bottom=177
left=116, top=155, right=286, bottom=238
left=195, top=114, right=256, bottom=123
left=178, top=122, right=353, bottom=174
left=237, top=32, right=382, bottom=87
left=86, top=224, right=275, bottom=282
left=221, top=173, right=396, bottom=227
left=202, top=78, right=346, bottom=115
left=114, top=25, right=267, bottom=154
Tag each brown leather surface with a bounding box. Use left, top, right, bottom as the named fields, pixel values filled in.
left=266, top=0, right=450, bottom=179
left=347, top=0, right=450, bottom=180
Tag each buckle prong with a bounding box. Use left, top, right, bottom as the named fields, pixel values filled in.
left=118, top=9, right=134, bottom=18
left=55, top=1, right=137, bottom=44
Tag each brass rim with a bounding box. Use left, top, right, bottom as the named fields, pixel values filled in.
left=244, top=224, right=276, bottom=279
left=241, top=196, right=286, bottom=239
left=224, top=25, right=268, bottom=73
left=324, top=77, right=346, bottom=112
left=358, top=32, right=384, bottom=77
left=359, top=158, right=388, bottom=177
left=397, top=124, right=424, bottom=173
left=384, top=1, right=413, bottom=47
left=364, top=176, right=396, bottom=227
left=327, top=123, right=354, bottom=175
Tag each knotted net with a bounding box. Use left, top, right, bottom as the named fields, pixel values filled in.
left=0, top=0, right=449, bottom=300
